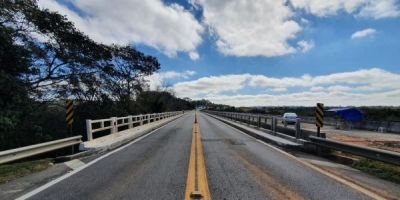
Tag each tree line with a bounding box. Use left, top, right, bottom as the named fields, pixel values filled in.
left=0, top=0, right=194, bottom=150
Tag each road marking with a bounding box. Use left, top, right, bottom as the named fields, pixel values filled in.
left=215, top=116, right=388, bottom=200
left=15, top=118, right=180, bottom=200
left=185, top=114, right=211, bottom=200
left=64, top=159, right=85, bottom=170
left=185, top=124, right=196, bottom=199
left=255, top=140, right=387, bottom=200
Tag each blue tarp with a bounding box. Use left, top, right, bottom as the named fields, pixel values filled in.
left=326, top=108, right=363, bottom=122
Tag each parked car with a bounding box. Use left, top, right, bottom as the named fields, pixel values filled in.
left=282, top=113, right=298, bottom=124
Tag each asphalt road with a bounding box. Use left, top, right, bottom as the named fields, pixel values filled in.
left=23, top=112, right=372, bottom=200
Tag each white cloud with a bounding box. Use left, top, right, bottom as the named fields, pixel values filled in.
left=204, top=91, right=400, bottom=106
left=145, top=70, right=196, bottom=90
left=290, top=0, right=400, bottom=19
left=37, top=0, right=400, bottom=60
left=172, top=68, right=400, bottom=106
left=248, top=74, right=312, bottom=88
left=351, top=28, right=377, bottom=39
left=310, top=86, right=324, bottom=92
left=271, top=87, right=288, bottom=92
left=173, top=74, right=251, bottom=97
left=38, top=0, right=204, bottom=58
left=189, top=51, right=200, bottom=60
left=297, top=40, right=315, bottom=53
left=326, top=85, right=353, bottom=92
left=191, top=0, right=301, bottom=57
left=250, top=68, right=400, bottom=91
left=357, top=0, right=400, bottom=19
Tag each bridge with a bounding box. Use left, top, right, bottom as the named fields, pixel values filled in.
left=1, top=111, right=400, bottom=199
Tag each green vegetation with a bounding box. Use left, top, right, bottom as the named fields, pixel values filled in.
left=0, top=0, right=194, bottom=150
left=0, top=159, right=52, bottom=184
left=352, top=159, right=400, bottom=184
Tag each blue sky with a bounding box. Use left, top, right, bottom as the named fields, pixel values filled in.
left=39, top=0, right=400, bottom=106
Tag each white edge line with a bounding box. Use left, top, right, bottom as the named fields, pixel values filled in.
left=15, top=120, right=177, bottom=200
left=203, top=113, right=386, bottom=200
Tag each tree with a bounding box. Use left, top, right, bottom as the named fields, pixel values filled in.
left=101, top=46, right=159, bottom=108
left=0, top=0, right=163, bottom=149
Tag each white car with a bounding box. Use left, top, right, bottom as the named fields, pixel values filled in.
left=282, top=113, right=298, bottom=124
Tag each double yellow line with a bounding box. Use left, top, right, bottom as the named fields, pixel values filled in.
left=185, top=114, right=211, bottom=200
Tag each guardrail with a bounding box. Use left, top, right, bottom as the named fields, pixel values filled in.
left=204, top=110, right=312, bottom=139
left=0, top=136, right=82, bottom=164
left=86, top=111, right=183, bottom=141
left=205, top=110, right=400, bottom=166
left=309, top=136, right=400, bottom=166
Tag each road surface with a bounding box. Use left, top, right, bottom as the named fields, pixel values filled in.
left=21, top=112, right=373, bottom=200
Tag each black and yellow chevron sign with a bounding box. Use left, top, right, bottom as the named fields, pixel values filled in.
left=315, top=103, right=324, bottom=128
left=66, top=100, right=74, bottom=125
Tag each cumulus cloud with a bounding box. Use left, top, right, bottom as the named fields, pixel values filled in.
left=38, top=0, right=400, bottom=60
left=271, top=87, right=288, bottom=92
left=189, top=51, right=200, bottom=60
left=38, top=0, right=204, bottom=57
left=204, top=91, right=400, bottom=106
left=145, top=70, right=196, bottom=90
left=357, top=0, right=400, bottom=19
left=191, top=0, right=301, bottom=57
left=173, top=74, right=251, bottom=97
left=172, top=68, right=400, bottom=106
left=290, top=0, right=400, bottom=19
left=297, top=40, right=315, bottom=53
left=351, top=28, right=377, bottom=39
left=249, top=68, right=400, bottom=91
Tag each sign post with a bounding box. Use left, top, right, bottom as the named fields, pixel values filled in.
left=315, top=103, right=324, bottom=137
left=65, top=100, right=74, bottom=134
left=66, top=100, right=74, bottom=154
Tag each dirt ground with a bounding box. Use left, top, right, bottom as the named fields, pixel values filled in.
left=300, top=123, right=400, bottom=153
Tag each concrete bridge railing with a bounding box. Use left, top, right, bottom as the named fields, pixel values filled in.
left=86, top=111, right=184, bottom=141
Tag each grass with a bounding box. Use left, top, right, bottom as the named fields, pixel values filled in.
left=0, top=159, right=52, bottom=184
left=352, top=158, right=400, bottom=184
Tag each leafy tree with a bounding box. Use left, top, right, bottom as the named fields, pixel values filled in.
left=0, top=0, right=190, bottom=150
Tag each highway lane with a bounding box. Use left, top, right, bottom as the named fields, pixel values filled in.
left=21, top=111, right=374, bottom=200
left=26, top=113, right=194, bottom=200
left=198, top=112, right=372, bottom=200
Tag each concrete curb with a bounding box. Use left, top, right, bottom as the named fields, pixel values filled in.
left=204, top=112, right=302, bottom=150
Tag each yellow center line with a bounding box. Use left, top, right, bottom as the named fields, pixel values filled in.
left=185, top=114, right=211, bottom=200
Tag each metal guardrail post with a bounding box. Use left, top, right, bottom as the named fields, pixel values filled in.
left=295, top=119, right=300, bottom=139
left=147, top=114, right=151, bottom=123
left=257, top=115, right=261, bottom=128
left=139, top=115, right=143, bottom=125
left=128, top=115, right=133, bottom=129
left=272, top=117, right=276, bottom=135
left=86, top=119, right=93, bottom=141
